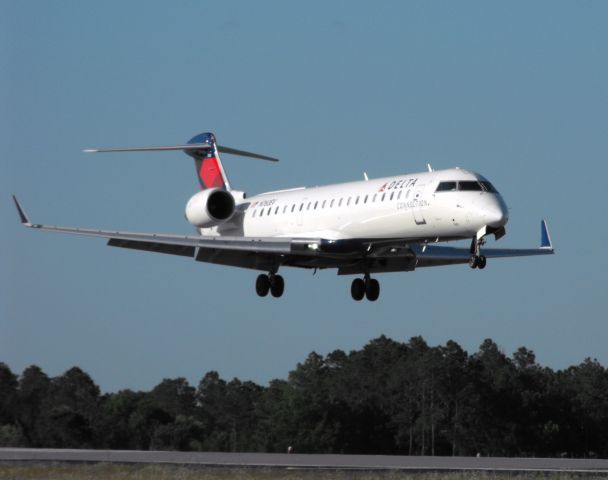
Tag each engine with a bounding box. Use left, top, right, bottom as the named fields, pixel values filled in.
left=185, top=188, right=235, bottom=228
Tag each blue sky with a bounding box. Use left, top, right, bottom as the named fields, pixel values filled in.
left=2, top=1, right=607, bottom=392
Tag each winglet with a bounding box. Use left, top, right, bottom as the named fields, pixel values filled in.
left=540, top=219, right=553, bottom=250
left=12, top=195, right=32, bottom=226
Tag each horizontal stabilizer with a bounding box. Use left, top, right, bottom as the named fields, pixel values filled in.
left=84, top=143, right=279, bottom=162
left=83, top=144, right=210, bottom=153
left=217, top=146, right=278, bottom=162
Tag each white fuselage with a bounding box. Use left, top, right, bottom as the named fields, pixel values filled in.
left=200, top=168, right=509, bottom=243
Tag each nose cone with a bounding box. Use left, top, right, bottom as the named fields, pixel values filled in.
left=483, top=197, right=509, bottom=228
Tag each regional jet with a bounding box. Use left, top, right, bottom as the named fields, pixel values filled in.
left=13, top=132, right=554, bottom=301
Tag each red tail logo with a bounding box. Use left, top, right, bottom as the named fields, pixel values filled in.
left=197, top=156, right=225, bottom=190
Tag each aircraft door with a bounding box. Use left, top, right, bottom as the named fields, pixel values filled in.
left=412, top=185, right=427, bottom=225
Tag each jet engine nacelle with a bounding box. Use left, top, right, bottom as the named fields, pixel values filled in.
left=185, top=188, right=235, bottom=228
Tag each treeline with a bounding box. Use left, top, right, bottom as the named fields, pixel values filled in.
left=1, top=336, right=608, bottom=457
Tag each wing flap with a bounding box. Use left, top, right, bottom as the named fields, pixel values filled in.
left=107, top=239, right=196, bottom=257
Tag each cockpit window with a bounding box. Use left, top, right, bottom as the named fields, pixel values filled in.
left=435, top=181, right=457, bottom=192
left=458, top=181, right=483, bottom=191
left=436, top=180, right=498, bottom=193
left=480, top=181, right=498, bottom=193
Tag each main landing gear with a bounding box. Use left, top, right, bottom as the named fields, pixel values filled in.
left=351, top=274, right=380, bottom=302
left=256, top=273, right=285, bottom=298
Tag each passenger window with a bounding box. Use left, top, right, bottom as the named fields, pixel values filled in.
left=339, top=198, right=343, bottom=207
left=347, top=197, right=351, bottom=206
left=307, top=202, right=311, bottom=210
left=314, top=201, right=318, bottom=210
left=355, top=196, right=359, bottom=205
left=382, top=193, right=386, bottom=201
left=373, top=194, right=377, bottom=202
left=390, top=192, right=394, bottom=200
left=322, top=200, right=326, bottom=208
left=283, top=205, right=287, bottom=214
left=330, top=199, right=335, bottom=208
left=398, top=191, right=403, bottom=199
left=275, top=206, right=279, bottom=214
left=268, top=208, right=272, bottom=216
left=291, top=204, right=295, bottom=212
left=299, top=204, right=304, bottom=211
left=252, top=210, right=256, bottom=218
left=435, top=181, right=457, bottom=192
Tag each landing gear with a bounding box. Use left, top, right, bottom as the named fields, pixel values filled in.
left=256, top=274, right=270, bottom=296
left=365, top=277, right=380, bottom=301
left=351, top=275, right=380, bottom=301
left=256, top=273, right=285, bottom=298
left=469, top=254, right=487, bottom=269
left=351, top=278, right=365, bottom=301
left=469, top=233, right=488, bottom=270
left=269, top=274, right=285, bottom=297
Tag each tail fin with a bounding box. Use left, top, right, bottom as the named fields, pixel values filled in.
left=186, top=132, right=231, bottom=191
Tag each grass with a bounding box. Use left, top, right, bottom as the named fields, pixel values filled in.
left=0, top=463, right=607, bottom=480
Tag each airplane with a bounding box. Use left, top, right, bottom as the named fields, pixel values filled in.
left=13, top=131, right=554, bottom=301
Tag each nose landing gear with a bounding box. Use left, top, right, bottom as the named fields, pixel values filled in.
left=469, top=254, right=487, bottom=269
left=351, top=274, right=380, bottom=301
left=469, top=234, right=488, bottom=270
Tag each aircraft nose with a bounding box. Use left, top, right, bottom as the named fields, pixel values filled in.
left=483, top=199, right=509, bottom=228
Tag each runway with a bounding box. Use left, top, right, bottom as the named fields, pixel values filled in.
left=1, top=448, right=608, bottom=473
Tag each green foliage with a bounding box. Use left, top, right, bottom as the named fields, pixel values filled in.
left=3, top=463, right=603, bottom=480
left=2, top=337, right=608, bottom=457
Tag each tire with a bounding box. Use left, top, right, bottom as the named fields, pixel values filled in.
left=351, top=278, right=365, bottom=301
left=270, top=274, right=285, bottom=298
left=365, top=278, right=380, bottom=301
left=477, top=255, right=487, bottom=270
left=469, top=256, right=479, bottom=269
left=256, top=274, right=270, bottom=297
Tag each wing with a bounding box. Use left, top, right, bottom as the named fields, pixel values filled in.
left=12, top=196, right=322, bottom=270
left=414, top=220, right=554, bottom=268
left=13, top=195, right=554, bottom=274
left=336, top=221, right=554, bottom=274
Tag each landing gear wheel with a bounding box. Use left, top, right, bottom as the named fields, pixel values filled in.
left=469, top=256, right=479, bottom=269
left=469, top=255, right=487, bottom=270
left=351, top=278, right=365, bottom=301
left=269, top=274, right=285, bottom=298
left=256, top=274, right=270, bottom=297
left=365, top=278, right=380, bottom=301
